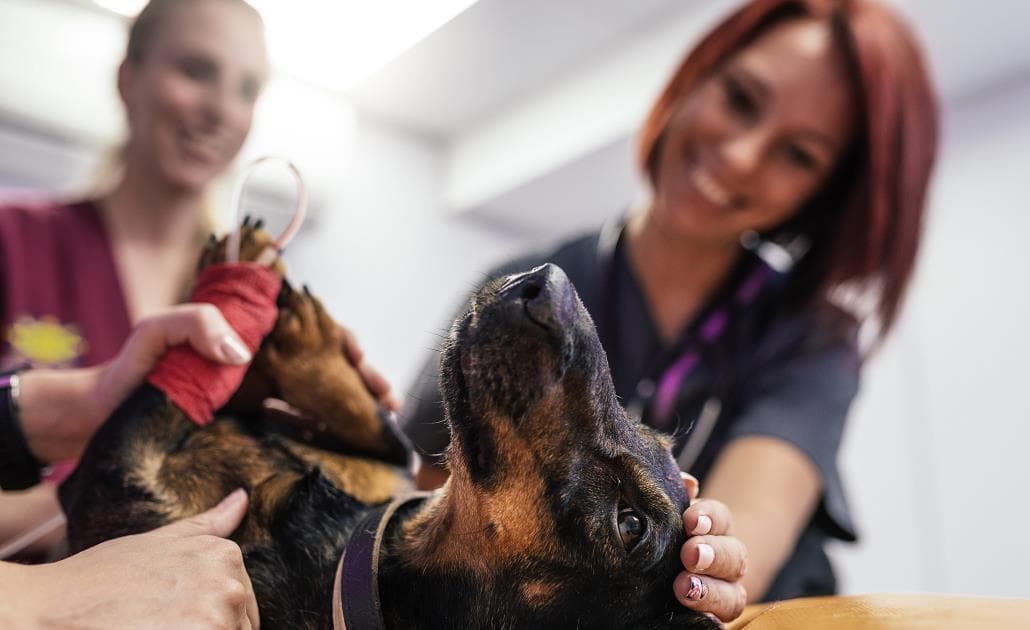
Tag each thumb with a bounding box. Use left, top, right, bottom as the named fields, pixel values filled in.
left=155, top=488, right=249, bottom=538
left=681, top=471, right=700, bottom=502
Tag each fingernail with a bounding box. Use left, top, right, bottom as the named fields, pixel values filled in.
left=221, top=335, right=252, bottom=364
left=692, top=513, right=712, bottom=536
left=685, top=575, right=708, bottom=601
left=695, top=543, right=714, bottom=571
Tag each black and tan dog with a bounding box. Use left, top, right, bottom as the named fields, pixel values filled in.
left=59, top=226, right=717, bottom=629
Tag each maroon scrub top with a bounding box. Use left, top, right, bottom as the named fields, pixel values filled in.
left=0, top=199, right=132, bottom=371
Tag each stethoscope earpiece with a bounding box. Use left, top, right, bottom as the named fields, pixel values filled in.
left=225, top=156, right=308, bottom=264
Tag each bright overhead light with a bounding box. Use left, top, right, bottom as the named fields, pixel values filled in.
left=90, top=0, right=476, bottom=91
left=248, top=0, right=480, bottom=91
left=92, top=0, right=146, bottom=16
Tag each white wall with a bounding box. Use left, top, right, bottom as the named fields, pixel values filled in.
left=830, top=77, right=1030, bottom=597
left=282, top=117, right=529, bottom=396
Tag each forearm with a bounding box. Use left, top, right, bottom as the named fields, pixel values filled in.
left=0, top=561, right=39, bottom=626
left=721, top=505, right=809, bottom=601
left=701, top=436, right=821, bottom=602
left=18, top=367, right=102, bottom=463
left=0, top=484, right=63, bottom=546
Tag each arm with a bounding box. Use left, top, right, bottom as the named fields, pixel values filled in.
left=701, top=436, right=821, bottom=601
left=671, top=440, right=821, bottom=616
left=18, top=303, right=251, bottom=463
left=0, top=305, right=252, bottom=555
left=678, top=319, right=861, bottom=605
left=1, top=307, right=260, bottom=626
left=0, top=489, right=258, bottom=629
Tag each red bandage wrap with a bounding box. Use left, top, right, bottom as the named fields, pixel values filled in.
left=147, top=263, right=282, bottom=425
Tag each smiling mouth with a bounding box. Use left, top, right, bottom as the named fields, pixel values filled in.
left=178, top=128, right=222, bottom=162
left=690, top=168, right=734, bottom=208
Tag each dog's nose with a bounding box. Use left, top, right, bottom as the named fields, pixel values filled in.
left=511, top=263, right=575, bottom=332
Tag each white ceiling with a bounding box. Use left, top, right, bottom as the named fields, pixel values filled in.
left=346, top=0, right=1030, bottom=236
left=347, top=0, right=695, bottom=139
left=350, top=0, right=1030, bottom=140
left=3, top=0, right=1029, bottom=237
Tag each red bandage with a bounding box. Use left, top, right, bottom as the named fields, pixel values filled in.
left=147, top=263, right=281, bottom=425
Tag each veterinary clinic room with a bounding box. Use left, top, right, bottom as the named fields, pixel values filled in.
left=1, top=0, right=1028, bottom=627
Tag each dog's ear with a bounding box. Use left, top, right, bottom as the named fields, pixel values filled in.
left=645, top=610, right=722, bottom=630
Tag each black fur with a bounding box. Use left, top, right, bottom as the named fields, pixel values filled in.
left=61, top=262, right=717, bottom=629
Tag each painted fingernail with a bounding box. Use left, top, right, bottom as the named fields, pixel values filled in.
left=685, top=575, right=708, bottom=601
left=695, top=543, right=714, bottom=571
left=691, top=513, right=712, bottom=536
left=221, top=335, right=252, bottom=364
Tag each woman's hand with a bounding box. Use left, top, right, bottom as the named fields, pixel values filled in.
left=19, top=304, right=251, bottom=463
left=336, top=323, right=401, bottom=412
left=675, top=473, right=749, bottom=622
left=3, top=489, right=259, bottom=629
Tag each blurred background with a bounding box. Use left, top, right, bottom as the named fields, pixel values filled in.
left=1, top=0, right=1027, bottom=598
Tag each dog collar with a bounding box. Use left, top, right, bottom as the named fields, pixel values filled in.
left=332, top=492, right=431, bottom=630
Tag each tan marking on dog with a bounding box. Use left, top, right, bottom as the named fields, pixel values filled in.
left=127, top=418, right=303, bottom=542
left=285, top=441, right=412, bottom=504
left=520, top=580, right=558, bottom=608
left=126, top=438, right=191, bottom=522
left=241, top=470, right=301, bottom=546
left=398, top=408, right=560, bottom=574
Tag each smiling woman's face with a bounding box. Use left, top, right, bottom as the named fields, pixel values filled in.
left=651, top=17, right=857, bottom=246
left=119, top=0, right=269, bottom=194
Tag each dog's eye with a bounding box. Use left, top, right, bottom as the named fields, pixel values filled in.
left=617, top=507, right=645, bottom=549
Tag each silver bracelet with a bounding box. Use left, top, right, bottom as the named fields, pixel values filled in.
left=8, top=372, right=20, bottom=414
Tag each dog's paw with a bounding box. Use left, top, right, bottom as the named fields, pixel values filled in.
left=256, top=282, right=359, bottom=404
left=254, top=284, right=393, bottom=455
left=197, top=217, right=284, bottom=273
left=265, top=282, right=340, bottom=361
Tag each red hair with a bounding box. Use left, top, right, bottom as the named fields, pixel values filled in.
left=638, top=0, right=939, bottom=346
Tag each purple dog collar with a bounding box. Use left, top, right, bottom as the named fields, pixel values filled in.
left=332, top=492, right=432, bottom=630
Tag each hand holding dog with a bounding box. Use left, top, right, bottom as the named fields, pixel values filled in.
left=2, top=489, right=259, bottom=629
left=676, top=474, right=749, bottom=622
left=19, top=303, right=252, bottom=463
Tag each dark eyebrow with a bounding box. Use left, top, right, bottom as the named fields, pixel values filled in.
left=726, top=65, right=770, bottom=103
left=795, top=130, right=840, bottom=154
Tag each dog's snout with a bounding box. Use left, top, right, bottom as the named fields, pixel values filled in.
left=512, top=263, right=574, bottom=332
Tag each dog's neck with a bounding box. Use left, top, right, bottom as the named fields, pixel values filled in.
left=374, top=489, right=512, bottom=628
left=386, top=477, right=496, bottom=574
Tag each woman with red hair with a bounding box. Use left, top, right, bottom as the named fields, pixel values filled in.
left=403, top=0, right=938, bottom=621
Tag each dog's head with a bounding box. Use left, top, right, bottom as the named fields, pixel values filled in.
left=388, top=264, right=712, bottom=628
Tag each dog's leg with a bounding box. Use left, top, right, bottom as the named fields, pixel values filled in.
left=61, top=224, right=287, bottom=552
left=279, top=440, right=411, bottom=505
left=59, top=385, right=199, bottom=552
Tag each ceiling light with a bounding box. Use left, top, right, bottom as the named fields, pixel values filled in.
left=248, top=0, right=479, bottom=91
left=91, top=0, right=146, bottom=17
left=91, top=0, right=479, bottom=91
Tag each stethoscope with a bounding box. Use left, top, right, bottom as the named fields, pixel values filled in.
left=595, top=217, right=809, bottom=471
